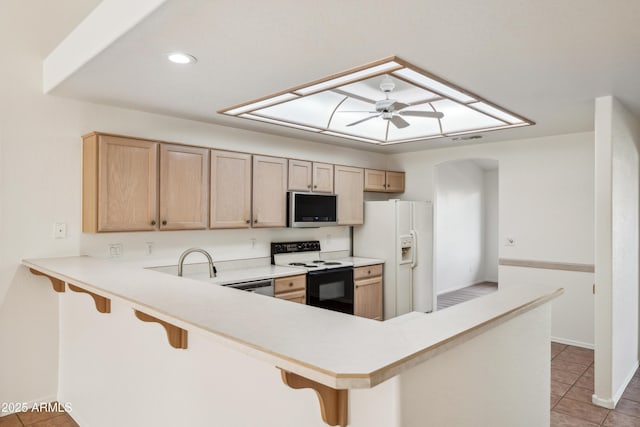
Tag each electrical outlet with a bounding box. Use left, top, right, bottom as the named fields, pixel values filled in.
left=108, top=243, right=123, bottom=258
left=145, top=242, right=154, bottom=256
left=505, top=237, right=516, bottom=246
left=54, top=222, right=67, bottom=239
left=250, top=238, right=256, bottom=249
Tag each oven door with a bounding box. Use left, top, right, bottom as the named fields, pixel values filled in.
left=307, top=267, right=354, bottom=314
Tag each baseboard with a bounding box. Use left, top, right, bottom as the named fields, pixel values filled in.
left=551, top=336, right=594, bottom=350
left=592, top=394, right=616, bottom=409
left=0, top=394, right=57, bottom=417
left=613, top=360, right=640, bottom=404
left=591, top=360, right=639, bottom=409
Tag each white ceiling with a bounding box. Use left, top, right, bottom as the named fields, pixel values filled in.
left=46, top=0, right=640, bottom=153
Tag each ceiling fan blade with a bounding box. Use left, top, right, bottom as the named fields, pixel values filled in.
left=390, top=115, right=410, bottom=129
left=399, top=110, right=444, bottom=119
left=391, top=102, right=409, bottom=111
left=347, top=114, right=382, bottom=127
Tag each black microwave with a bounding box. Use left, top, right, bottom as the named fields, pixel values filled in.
left=288, top=192, right=338, bottom=228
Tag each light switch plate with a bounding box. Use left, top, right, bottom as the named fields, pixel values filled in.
left=54, top=222, right=67, bottom=239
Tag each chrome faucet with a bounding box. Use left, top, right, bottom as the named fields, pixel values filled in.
left=178, top=248, right=217, bottom=278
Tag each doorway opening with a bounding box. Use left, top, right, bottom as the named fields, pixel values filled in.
left=433, top=158, right=499, bottom=310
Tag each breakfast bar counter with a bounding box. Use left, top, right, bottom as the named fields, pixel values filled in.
left=22, top=255, right=562, bottom=427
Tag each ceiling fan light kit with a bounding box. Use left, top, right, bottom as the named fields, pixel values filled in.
left=219, top=56, right=533, bottom=146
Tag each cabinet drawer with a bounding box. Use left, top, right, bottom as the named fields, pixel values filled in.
left=354, top=264, right=383, bottom=280
left=274, top=274, right=306, bottom=293
left=275, top=289, right=306, bottom=304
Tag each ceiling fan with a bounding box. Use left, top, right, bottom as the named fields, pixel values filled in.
left=342, top=76, right=444, bottom=129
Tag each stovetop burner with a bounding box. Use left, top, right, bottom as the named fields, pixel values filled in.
left=272, top=240, right=353, bottom=271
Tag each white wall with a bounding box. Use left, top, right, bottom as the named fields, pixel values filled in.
left=434, top=160, right=486, bottom=293
left=483, top=169, right=499, bottom=282
left=594, top=96, right=640, bottom=408
left=0, top=1, right=388, bottom=406
left=389, top=133, right=595, bottom=346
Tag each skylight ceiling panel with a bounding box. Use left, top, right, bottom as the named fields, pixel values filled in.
left=432, top=99, right=505, bottom=134
left=393, top=68, right=477, bottom=103
left=255, top=91, right=344, bottom=129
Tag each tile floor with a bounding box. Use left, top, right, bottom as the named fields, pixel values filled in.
left=551, top=342, right=640, bottom=426
left=0, top=409, right=77, bottom=427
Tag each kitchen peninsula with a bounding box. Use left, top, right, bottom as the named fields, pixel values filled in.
left=23, top=256, right=561, bottom=427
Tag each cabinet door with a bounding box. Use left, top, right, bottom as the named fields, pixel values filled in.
left=385, top=171, right=405, bottom=193
left=97, top=135, right=158, bottom=232
left=288, top=159, right=312, bottom=191
left=252, top=155, right=287, bottom=227
left=312, top=162, right=334, bottom=193
left=276, top=290, right=306, bottom=304
left=210, top=150, right=252, bottom=228
left=363, top=169, right=387, bottom=191
left=334, top=165, right=364, bottom=225
left=159, top=144, right=209, bottom=230
left=354, top=276, right=383, bottom=320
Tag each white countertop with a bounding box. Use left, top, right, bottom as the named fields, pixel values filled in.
left=334, top=256, right=384, bottom=267
left=150, top=264, right=307, bottom=286
left=22, top=256, right=562, bottom=389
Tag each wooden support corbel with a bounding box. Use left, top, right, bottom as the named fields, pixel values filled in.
left=68, top=284, right=111, bottom=313
left=29, top=268, right=65, bottom=292
left=133, top=310, right=188, bottom=349
left=280, top=370, right=348, bottom=427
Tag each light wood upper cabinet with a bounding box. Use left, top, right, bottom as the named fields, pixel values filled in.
left=160, top=144, right=209, bottom=230
left=312, top=162, right=334, bottom=193
left=354, top=264, right=383, bottom=320
left=83, top=133, right=159, bottom=232
left=210, top=150, right=252, bottom=229
left=252, top=155, right=287, bottom=228
left=288, top=159, right=312, bottom=191
left=364, top=169, right=405, bottom=193
left=363, top=169, right=386, bottom=191
left=288, top=160, right=334, bottom=193
left=385, top=171, right=405, bottom=193
left=334, top=165, right=364, bottom=225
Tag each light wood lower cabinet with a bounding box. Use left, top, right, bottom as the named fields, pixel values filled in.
left=210, top=150, right=252, bottom=228
left=252, top=155, right=288, bottom=228
left=334, top=165, right=364, bottom=225
left=354, top=264, right=383, bottom=320
left=160, top=144, right=209, bottom=230
left=83, top=133, right=159, bottom=232
left=274, top=274, right=306, bottom=304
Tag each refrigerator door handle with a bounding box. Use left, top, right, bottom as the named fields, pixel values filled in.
left=410, top=229, right=418, bottom=268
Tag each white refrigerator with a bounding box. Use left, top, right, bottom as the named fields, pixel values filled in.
left=353, top=200, right=433, bottom=319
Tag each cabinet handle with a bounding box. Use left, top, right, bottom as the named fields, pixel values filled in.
left=162, top=220, right=167, bottom=226
left=355, top=285, right=360, bottom=289
left=151, top=220, right=156, bottom=226
left=245, top=219, right=250, bottom=224
left=313, top=185, right=317, bottom=189
left=289, top=282, right=293, bottom=287
left=368, top=270, right=371, bottom=274
left=307, top=185, right=311, bottom=189
left=254, top=219, right=258, bottom=224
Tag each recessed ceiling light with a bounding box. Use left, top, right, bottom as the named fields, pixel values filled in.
left=219, top=56, right=533, bottom=146
left=167, top=52, right=197, bottom=64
